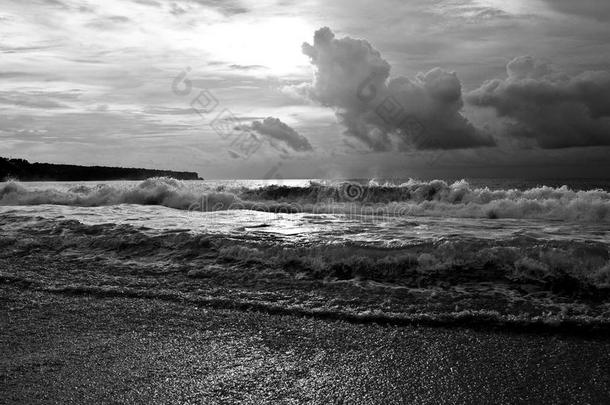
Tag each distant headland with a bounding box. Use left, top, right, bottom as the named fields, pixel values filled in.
left=0, top=157, right=202, bottom=181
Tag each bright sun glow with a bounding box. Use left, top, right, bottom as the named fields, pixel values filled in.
left=204, top=17, right=314, bottom=75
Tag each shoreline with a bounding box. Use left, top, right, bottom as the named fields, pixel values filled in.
left=2, top=285, right=609, bottom=403
left=4, top=278, right=610, bottom=339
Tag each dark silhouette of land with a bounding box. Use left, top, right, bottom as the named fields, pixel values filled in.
left=0, top=157, right=201, bottom=181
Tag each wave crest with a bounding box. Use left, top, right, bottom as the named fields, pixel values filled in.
left=1, top=177, right=609, bottom=221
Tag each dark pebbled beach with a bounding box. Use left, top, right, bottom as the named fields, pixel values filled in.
left=1, top=286, right=609, bottom=404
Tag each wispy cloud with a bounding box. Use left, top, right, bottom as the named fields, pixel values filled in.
left=541, top=0, right=610, bottom=21
left=1, top=0, right=609, bottom=177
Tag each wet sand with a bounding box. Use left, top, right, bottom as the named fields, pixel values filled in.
left=1, top=286, right=609, bottom=404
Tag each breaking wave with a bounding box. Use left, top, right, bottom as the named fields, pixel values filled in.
left=1, top=214, right=609, bottom=333
left=1, top=177, right=609, bottom=221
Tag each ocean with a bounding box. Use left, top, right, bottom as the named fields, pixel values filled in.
left=1, top=177, right=609, bottom=332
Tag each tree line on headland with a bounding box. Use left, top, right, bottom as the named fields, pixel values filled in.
left=0, top=157, right=202, bottom=181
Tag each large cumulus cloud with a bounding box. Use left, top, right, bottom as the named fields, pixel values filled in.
left=300, top=27, right=495, bottom=151
left=242, top=117, right=313, bottom=152
left=466, top=56, right=610, bottom=148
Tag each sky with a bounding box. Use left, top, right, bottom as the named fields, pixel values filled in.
left=1, top=0, right=610, bottom=179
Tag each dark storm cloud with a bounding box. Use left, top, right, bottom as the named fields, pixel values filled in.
left=243, top=117, right=313, bottom=152
left=542, top=0, right=610, bottom=21
left=300, top=27, right=495, bottom=151
left=466, top=56, right=610, bottom=148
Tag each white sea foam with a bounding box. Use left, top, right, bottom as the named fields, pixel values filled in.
left=1, top=177, right=609, bottom=221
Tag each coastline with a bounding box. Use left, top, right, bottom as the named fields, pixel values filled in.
left=0, top=157, right=201, bottom=182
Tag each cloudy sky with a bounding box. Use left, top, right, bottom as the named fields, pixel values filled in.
left=1, top=0, right=610, bottom=179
